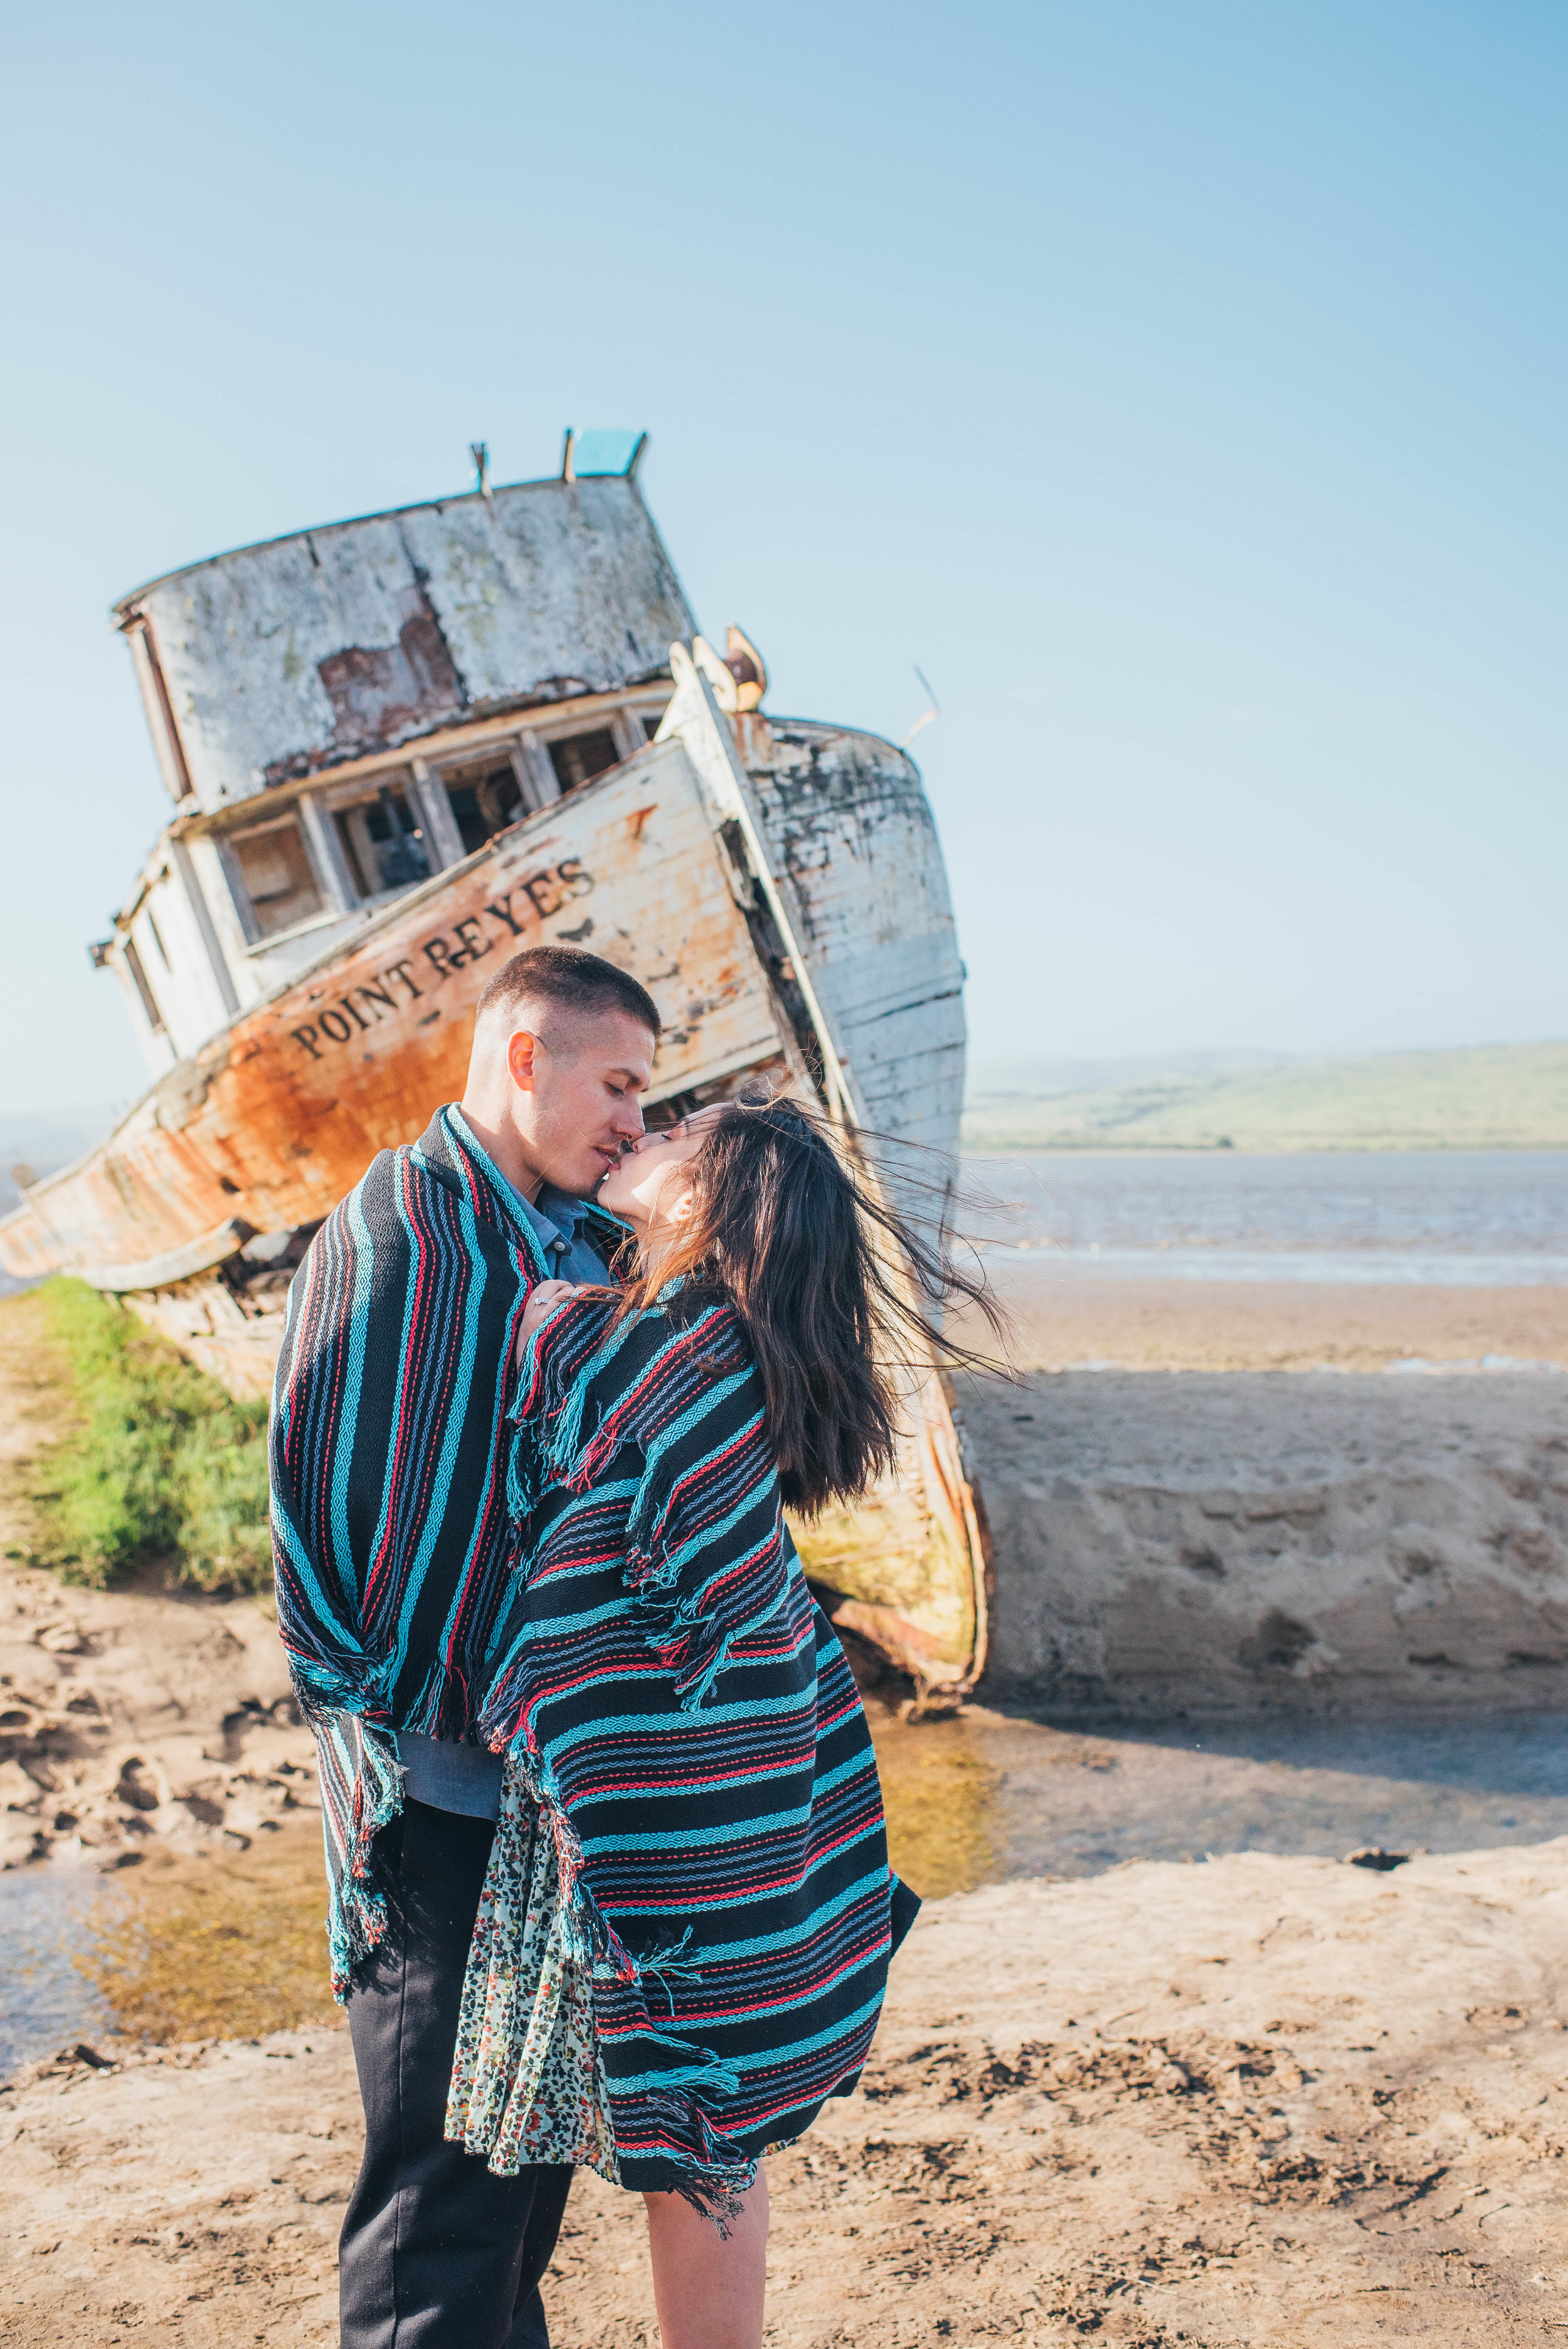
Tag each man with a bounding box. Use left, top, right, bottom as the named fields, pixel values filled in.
left=270, top=944, right=659, bottom=2349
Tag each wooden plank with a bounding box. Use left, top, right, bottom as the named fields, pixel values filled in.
left=77, top=1219, right=252, bottom=1293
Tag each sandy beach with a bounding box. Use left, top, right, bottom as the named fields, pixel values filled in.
left=3, top=1273, right=1567, bottom=2340
left=7, top=1275, right=1564, bottom=1870
left=985, top=1265, right=1568, bottom=1374
left=6, top=1836, right=1568, bottom=2345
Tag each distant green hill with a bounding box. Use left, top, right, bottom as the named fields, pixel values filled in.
left=961, top=1041, right=1568, bottom=1153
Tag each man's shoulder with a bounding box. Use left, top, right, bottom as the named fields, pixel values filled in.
left=308, top=1123, right=470, bottom=1275
left=339, top=1132, right=462, bottom=1217
left=295, top=1122, right=522, bottom=1353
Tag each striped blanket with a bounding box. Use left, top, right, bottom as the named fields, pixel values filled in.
left=272, top=1106, right=911, bottom=2217
left=268, top=1105, right=622, bottom=1990
left=444, top=1285, right=914, bottom=2217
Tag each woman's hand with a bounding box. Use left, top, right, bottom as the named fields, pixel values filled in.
left=516, top=1279, right=580, bottom=1366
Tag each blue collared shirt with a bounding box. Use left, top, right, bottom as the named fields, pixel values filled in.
left=442, top=1106, right=619, bottom=1290
left=526, top=1184, right=618, bottom=1286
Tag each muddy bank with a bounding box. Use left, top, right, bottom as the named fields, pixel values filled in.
left=0, top=1557, right=317, bottom=1871
left=18, top=1697, right=1568, bottom=2079
left=6, top=1838, right=1568, bottom=2345
left=963, top=1365, right=1568, bottom=1717
left=0, top=1290, right=314, bottom=1874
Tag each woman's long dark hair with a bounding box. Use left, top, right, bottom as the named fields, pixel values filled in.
left=612, top=1092, right=1009, bottom=1515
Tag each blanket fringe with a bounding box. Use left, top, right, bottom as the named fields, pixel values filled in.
left=444, top=1746, right=760, bottom=2223
left=324, top=1717, right=403, bottom=2000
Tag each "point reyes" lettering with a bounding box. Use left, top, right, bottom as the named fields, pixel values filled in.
left=289, top=860, right=595, bottom=1062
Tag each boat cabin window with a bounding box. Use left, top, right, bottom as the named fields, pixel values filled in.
left=231, top=815, right=326, bottom=940
left=548, top=727, right=620, bottom=794
left=446, top=763, right=525, bottom=857
left=334, top=786, right=432, bottom=901
left=123, top=938, right=165, bottom=1032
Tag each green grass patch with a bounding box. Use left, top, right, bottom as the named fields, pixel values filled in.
left=10, top=1277, right=271, bottom=1593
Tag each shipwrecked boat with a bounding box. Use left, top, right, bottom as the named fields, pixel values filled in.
left=0, top=433, right=988, bottom=1691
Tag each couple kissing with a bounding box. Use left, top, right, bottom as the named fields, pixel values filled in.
left=270, top=941, right=998, bottom=2349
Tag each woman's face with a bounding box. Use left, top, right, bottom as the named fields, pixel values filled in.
left=596, top=1104, right=723, bottom=1238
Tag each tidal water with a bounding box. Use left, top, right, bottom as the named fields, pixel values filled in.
left=11, top=1708, right=1568, bottom=2072
left=0, top=1864, right=113, bottom=2078
left=961, top=1149, right=1568, bottom=1286
left=963, top=1709, right=1568, bottom=1884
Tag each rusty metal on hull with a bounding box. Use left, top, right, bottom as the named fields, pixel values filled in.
left=0, top=745, right=780, bottom=1277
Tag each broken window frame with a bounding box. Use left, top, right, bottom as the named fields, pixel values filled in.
left=437, top=746, right=534, bottom=857
left=617, top=697, right=670, bottom=754
left=220, top=810, right=332, bottom=948
left=122, top=936, right=166, bottom=1034
left=425, top=694, right=669, bottom=858
left=497, top=697, right=669, bottom=810
left=544, top=724, right=623, bottom=796
left=207, top=689, right=674, bottom=946
left=324, top=777, right=435, bottom=906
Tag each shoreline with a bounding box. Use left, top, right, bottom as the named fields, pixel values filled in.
left=961, top=1138, right=1568, bottom=1154
left=980, top=1266, right=1568, bottom=1372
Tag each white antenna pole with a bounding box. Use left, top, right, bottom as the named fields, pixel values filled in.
left=901, top=663, right=941, bottom=748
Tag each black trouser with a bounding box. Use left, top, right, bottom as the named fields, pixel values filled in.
left=340, top=1800, right=574, bottom=2348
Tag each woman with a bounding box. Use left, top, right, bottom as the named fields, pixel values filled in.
left=445, top=1092, right=1002, bottom=2349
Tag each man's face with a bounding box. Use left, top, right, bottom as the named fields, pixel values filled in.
left=508, top=1007, right=655, bottom=1197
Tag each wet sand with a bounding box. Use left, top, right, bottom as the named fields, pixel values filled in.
left=16, top=1691, right=1568, bottom=2075
left=987, top=1265, right=1568, bottom=1372
left=6, top=1276, right=1568, bottom=2338
left=7, top=1838, right=1568, bottom=2345
left=0, top=1292, right=319, bottom=1879
left=955, top=1704, right=1568, bottom=1878
left=0, top=1544, right=317, bottom=1876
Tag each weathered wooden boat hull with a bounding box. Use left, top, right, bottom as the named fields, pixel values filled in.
left=3, top=743, right=781, bottom=1270
left=1, top=658, right=988, bottom=1689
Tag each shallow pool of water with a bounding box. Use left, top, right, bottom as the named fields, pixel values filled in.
left=0, top=1864, right=115, bottom=2077
left=961, top=1706, right=1568, bottom=1882
left=8, top=1712, right=1568, bottom=2071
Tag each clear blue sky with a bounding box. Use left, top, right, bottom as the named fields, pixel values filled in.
left=3, top=1, right=1564, bottom=1114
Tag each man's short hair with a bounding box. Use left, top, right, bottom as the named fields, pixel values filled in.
left=474, top=945, right=660, bottom=1039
